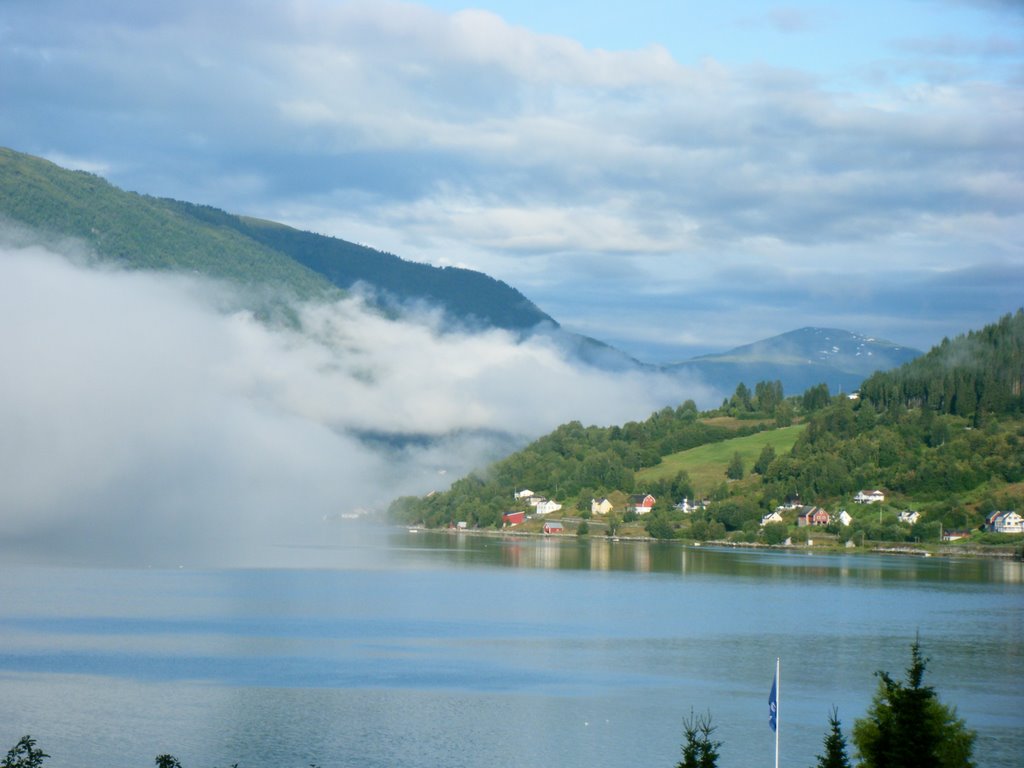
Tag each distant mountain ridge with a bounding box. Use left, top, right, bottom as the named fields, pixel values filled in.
left=665, top=327, right=921, bottom=398
left=0, top=146, right=919, bottom=395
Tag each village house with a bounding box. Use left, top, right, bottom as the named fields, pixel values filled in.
left=898, top=509, right=921, bottom=525
left=941, top=529, right=973, bottom=542
left=775, top=495, right=804, bottom=515
left=986, top=510, right=1024, bottom=534
left=503, top=511, right=525, bottom=526
left=542, top=521, right=565, bottom=534
left=591, top=498, right=613, bottom=515
left=674, top=497, right=706, bottom=514
left=760, top=510, right=784, bottom=527
left=838, top=510, right=853, bottom=527
left=535, top=499, right=563, bottom=516
left=796, top=506, right=831, bottom=527
left=627, top=494, right=656, bottom=515
left=854, top=490, right=885, bottom=504
left=514, top=489, right=535, bottom=500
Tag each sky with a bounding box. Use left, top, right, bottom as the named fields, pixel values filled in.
left=1, top=0, right=1021, bottom=360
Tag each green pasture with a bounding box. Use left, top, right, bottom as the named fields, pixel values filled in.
left=637, top=423, right=807, bottom=493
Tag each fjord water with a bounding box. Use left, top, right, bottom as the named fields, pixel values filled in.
left=1, top=527, right=1022, bottom=768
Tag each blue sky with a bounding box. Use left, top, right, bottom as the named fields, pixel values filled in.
left=1, top=0, right=1022, bottom=359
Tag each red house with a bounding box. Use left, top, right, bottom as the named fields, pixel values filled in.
left=627, top=494, right=656, bottom=515
left=543, top=521, right=565, bottom=534
left=503, top=511, right=525, bottom=526
left=796, top=506, right=831, bottom=527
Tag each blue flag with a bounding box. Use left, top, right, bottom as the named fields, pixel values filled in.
left=769, top=674, right=778, bottom=732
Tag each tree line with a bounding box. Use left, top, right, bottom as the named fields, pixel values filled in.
left=388, top=399, right=770, bottom=529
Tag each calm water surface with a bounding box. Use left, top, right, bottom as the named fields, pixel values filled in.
left=1, top=526, right=1022, bottom=768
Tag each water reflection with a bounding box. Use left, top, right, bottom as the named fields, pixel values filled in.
left=389, top=529, right=1024, bottom=585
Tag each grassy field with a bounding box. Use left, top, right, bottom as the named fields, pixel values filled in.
left=637, top=423, right=807, bottom=493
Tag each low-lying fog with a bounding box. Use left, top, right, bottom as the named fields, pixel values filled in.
left=0, top=239, right=714, bottom=566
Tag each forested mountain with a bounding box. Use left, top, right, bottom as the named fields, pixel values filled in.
left=392, top=312, right=1024, bottom=548
left=664, top=327, right=921, bottom=399
left=159, top=200, right=555, bottom=331
left=0, top=147, right=553, bottom=331
left=859, top=310, right=1024, bottom=421
left=0, top=147, right=334, bottom=299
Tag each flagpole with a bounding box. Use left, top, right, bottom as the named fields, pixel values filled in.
left=775, top=657, right=780, bottom=768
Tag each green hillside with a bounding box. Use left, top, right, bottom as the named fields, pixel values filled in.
left=637, top=424, right=806, bottom=492
left=0, top=147, right=335, bottom=298
left=0, top=146, right=554, bottom=331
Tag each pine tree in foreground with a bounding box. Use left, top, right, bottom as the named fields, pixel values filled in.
left=676, top=709, right=720, bottom=768
left=814, top=706, right=851, bottom=768
left=852, top=640, right=976, bottom=768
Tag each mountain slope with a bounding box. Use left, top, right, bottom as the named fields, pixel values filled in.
left=859, top=309, right=1024, bottom=420
left=665, top=327, right=921, bottom=396
left=0, top=146, right=553, bottom=331
left=0, top=147, right=334, bottom=298
left=159, top=199, right=555, bottom=331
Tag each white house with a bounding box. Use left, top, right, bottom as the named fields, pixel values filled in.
left=855, top=490, right=885, bottom=504
left=942, top=529, right=972, bottom=542
left=986, top=510, right=1024, bottom=534
left=675, top=497, right=705, bottom=514
left=535, top=500, right=563, bottom=516
left=514, top=489, right=535, bottom=500
left=760, top=511, right=784, bottom=526
left=898, top=509, right=921, bottom=525
left=838, top=510, right=853, bottom=527
left=591, top=498, right=613, bottom=515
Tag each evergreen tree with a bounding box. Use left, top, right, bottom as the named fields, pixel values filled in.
left=676, top=710, right=720, bottom=768
left=852, top=640, right=976, bottom=768
left=814, top=706, right=852, bottom=768
left=726, top=452, right=745, bottom=480
left=755, top=379, right=784, bottom=414
left=754, top=444, right=777, bottom=474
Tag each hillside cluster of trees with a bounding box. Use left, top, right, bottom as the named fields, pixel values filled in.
left=390, top=312, right=1024, bottom=548
left=388, top=399, right=770, bottom=529
left=860, top=311, right=1024, bottom=422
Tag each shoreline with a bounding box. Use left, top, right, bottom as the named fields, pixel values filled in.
left=407, top=523, right=1023, bottom=560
